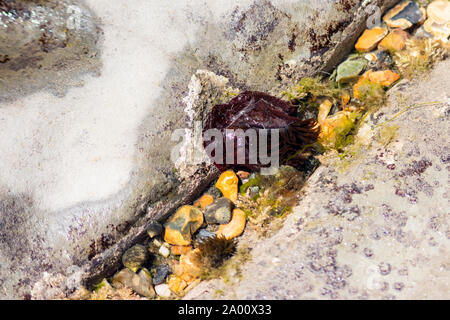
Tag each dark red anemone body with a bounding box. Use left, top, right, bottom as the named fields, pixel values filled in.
left=203, top=91, right=318, bottom=172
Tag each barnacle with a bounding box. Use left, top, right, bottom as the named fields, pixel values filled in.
left=203, top=91, right=319, bottom=172
left=394, top=38, right=448, bottom=79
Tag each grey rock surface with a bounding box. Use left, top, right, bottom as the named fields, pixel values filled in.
left=185, top=59, right=450, bottom=300
left=0, top=0, right=397, bottom=299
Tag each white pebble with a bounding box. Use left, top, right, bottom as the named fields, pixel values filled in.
left=155, top=284, right=171, bottom=298
left=159, top=245, right=170, bottom=258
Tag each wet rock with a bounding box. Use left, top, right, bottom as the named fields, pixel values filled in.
left=164, top=206, right=204, bottom=246
left=355, top=27, right=388, bottom=52
left=0, top=0, right=400, bottom=299
left=196, top=229, right=217, bottom=241
left=175, top=249, right=202, bottom=282
left=168, top=275, right=188, bottom=295
left=154, top=284, right=172, bottom=298
left=423, top=19, right=450, bottom=43
left=111, top=269, right=156, bottom=298
left=353, top=69, right=399, bottom=101
left=365, top=50, right=395, bottom=70
left=378, top=29, right=410, bottom=52
left=215, top=171, right=239, bottom=203
left=427, top=1, right=450, bottom=25
left=366, top=70, right=401, bottom=87
left=383, top=1, right=424, bottom=29
left=146, top=223, right=163, bottom=239
left=0, top=0, right=102, bottom=100
left=336, top=58, right=368, bottom=83
left=414, top=26, right=434, bottom=39
left=194, top=194, right=214, bottom=210
left=131, top=268, right=156, bottom=298
left=158, top=245, right=170, bottom=258
left=319, top=110, right=361, bottom=149
left=204, top=197, right=233, bottom=225
left=111, top=268, right=135, bottom=289
left=122, top=245, right=149, bottom=272
left=318, top=100, right=333, bottom=125
left=185, top=59, right=450, bottom=301
left=152, top=264, right=172, bottom=286
left=216, top=209, right=247, bottom=240
left=237, top=171, right=250, bottom=180
left=171, top=245, right=192, bottom=256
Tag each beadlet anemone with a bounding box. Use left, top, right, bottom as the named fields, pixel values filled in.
left=203, top=91, right=319, bottom=172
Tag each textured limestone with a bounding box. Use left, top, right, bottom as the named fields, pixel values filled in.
left=0, top=0, right=397, bottom=299
left=185, top=59, right=450, bottom=300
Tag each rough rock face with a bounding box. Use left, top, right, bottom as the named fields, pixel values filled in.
left=0, top=0, right=102, bottom=101
left=0, top=0, right=397, bottom=299
left=185, top=59, right=450, bottom=300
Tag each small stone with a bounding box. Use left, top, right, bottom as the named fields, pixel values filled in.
left=427, top=1, right=450, bottom=25
left=171, top=245, right=192, bottom=255
left=423, top=19, right=450, bottom=43
left=154, top=284, right=172, bottom=298
left=158, top=245, right=170, bottom=258
left=355, top=27, right=388, bottom=52
left=111, top=268, right=135, bottom=289
left=378, top=28, right=410, bottom=52
left=236, top=171, right=250, bottom=180
left=319, top=110, right=360, bottom=148
left=414, top=25, right=434, bottom=39
left=318, top=99, right=333, bottom=125
left=152, top=238, right=162, bottom=247
left=131, top=268, right=156, bottom=298
left=152, top=264, right=172, bottom=285
left=365, top=50, right=394, bottom=70
left=204, top=197, right=233, bottom=224
left=146, top=222, right=163, bottom=238
left=216, top=208, right=247, bottom=240
left=122, top=244, right=149, bottom=272
left=248, top=186, right=260, bottom=197
left=215, top=170, right=239, bottom=202
left=193, top=194, right=214, bottom=210
left=364, top=52, right=378, bottom=63
left=383, top=1, right=424, bottom=29
left=175, top=249, right=202, bottom=281
left=341, top=91, right=351, bottom=107
left=336, top=58, right=368, bottom=83
left=163, top=205, right=204, bottom=246
left=367, top=69, right=400, bottom=87
left=196, top=229, right=216, bottom=241
left=167, top=275, right=188, bottom=294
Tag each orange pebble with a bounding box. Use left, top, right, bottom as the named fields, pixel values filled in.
left=217, top=208, right=247, bottom=240
left=341, top=91, right=351, bottom=107
left=167, top=275, right=188, bottom=294
left=194, top=194, right=214, bottom=210
left=355, top=27, right=388, bottom=52
left=367, top=70, right=400, bottom=87
left=215, top=171, right=239, bottom=202
left=236, top=171, right=250, bottom=180
left=171, top=245, right=192, bottom=256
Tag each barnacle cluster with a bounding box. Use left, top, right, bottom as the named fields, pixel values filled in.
left=394, top=38, right=448, bottom=79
